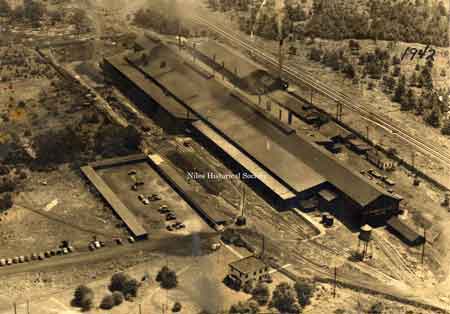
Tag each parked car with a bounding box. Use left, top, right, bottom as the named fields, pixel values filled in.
left=12, top=257, right=19, bottom=264
left=173, top=222, right=186, bottom=229
left=6, top=258, right=13, bottom=265
left=89, top=243, right=96, bottom=251
left=368, top=169, right=383, bottom=179
left=132, top=181, right=144, bottom=191
left=166, top=225, right=174, bottom=231
left=158, top=205, right=170, bottom=213
left=31, top=253, right=38, bottom=261
left=115, top=238, right=123, bottom=245
left=37, top=254, right=45, bottom=261
left=19, top=256, right=25, bottom=263
left=383, top=177, right=396, bottom=186
left=128, top=169, right=137, bottom=176
left=148, top=193, right=162, bottom=201
left=0, top=259, right=6, bottom=266
left=128, top=236, right=136, bottom=243
left=166, top=213, right=176, bottom=221
left=138, top=194, right=149, bottom=205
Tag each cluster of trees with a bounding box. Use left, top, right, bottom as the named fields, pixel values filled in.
left=72, top=273, right=140, bottom=311
left=230, top=280, right=315, bottom=314
left=308, top=42, right=450, bottom=132
left=1, top=0, right=47, bottom=24
left=211, top=0, right=448, bottom=47
left=307, top=0, right=448, bottom=46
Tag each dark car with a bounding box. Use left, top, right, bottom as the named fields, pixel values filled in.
left=173, top=222, right=186, bottom=229
left=166, top=225, right=174, bottom=231
left=148, top=194, right=162, bottom=201
left=166, top=213, right=176, bottom=221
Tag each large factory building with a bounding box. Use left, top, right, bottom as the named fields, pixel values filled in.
left=102, top=38, right=401, bottom=227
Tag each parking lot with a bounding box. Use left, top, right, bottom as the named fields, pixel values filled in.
left=96, top=160, right=212, bottom=237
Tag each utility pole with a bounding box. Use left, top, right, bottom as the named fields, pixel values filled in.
left=27, top=300, right=30, bottom=314
left=421, top=228, right=426, bottom=264
left=333, top=266, right=337, bottom=298
left=310, top=88, right=313, bottom=105
left=366, top=125, right=370, bottom=142
left=139, top=303, right=142, bottom=314
left=13, top=303, right=16, bottom=314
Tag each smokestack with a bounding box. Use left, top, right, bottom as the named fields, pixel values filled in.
left=278, top=38, right=284, bottom=79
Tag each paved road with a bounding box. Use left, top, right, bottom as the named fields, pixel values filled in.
left=0, top=233, right=216, bottom=277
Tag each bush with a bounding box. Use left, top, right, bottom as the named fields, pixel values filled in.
left=109, top=272, right=129, bottom=292
left=100, top=295, right=115, bottom=310
left=112, top=291, right=124, bottom=306
left=156, top=266, right=178, bottom=289
left=270, top=282, right=299, bottom=314
left=294, top=281, right=315, bottom=307
left=109, top=272, right=140, bottom=299
left=172, top=301, right=182, bottom=312
left=369, top=302, right=384, bottom=314
left=242, top=279, right=254, bottom=294
left=252, top=283, right=270, bottom=305
left=72, top=285, right=94, bottom=311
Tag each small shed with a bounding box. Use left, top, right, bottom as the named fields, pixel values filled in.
left=387, top=216, right=424, bottom=246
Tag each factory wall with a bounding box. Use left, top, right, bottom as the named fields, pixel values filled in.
left=102, top=59, right=188, bottom=134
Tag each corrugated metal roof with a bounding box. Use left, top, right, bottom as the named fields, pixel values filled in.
left=192, top=120, right=296, bottom=200
left=229, top=255, right=267, bottom=274
left=110, top=40, right=397, bottom=208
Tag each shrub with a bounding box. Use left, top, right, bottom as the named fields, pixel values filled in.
left=100, top=295, right=115, bottom=310
left=112, top=291, right=124, bottom=306
left=72, top=285, right=93, bottom=308
left=242, top=279, right=254, bottom=294
left=294, top=280, right=315, bottom=307
left=172, top=301, right=182, bottom=312
left=252, top=283, right=270, bottom=305
left=156, top=266, right=178, bottom=289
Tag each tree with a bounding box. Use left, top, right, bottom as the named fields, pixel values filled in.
left=23, top=0, right=45, bottom=22
left=109, top=273, right=129, bottom=292
left=425, top=106, right=442, bottom=128
left=109, top=272, right=140, bottom=299
left=123, top=278, right=140, bottom=298
left=252, top=283, right=270, bottom=305
left=172, top=301, right=182, bottom=312
left=230, top=301, right=259, bottom=314
left=309, top=47, right=322, bottom=62
left=393, top=75, right=406, bottom=103
left=0, top=0, right=11, bottom=16
left=100, top=294, right=115, bottom=310
left=72, top=285, right=94, bottom=311
left=156, top=266, right=178, bottom=289
left=294, top=280, right=315, bottom=307
left=342, top=63, right=355, bottom=79
left=0, top=193, right=12, bottom=213
left=243, top=279, right=255, bottom=294
left=402, top=89, right=417, bottom=111
left=393, top=66, right=401, bottom=77
left=270, top=282, right=300, bottom=314
left=112, top=291, right=124, bottom=306
left=369, top=302, right=384, bottom=314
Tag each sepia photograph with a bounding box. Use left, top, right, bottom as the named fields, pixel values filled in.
left=0, top=0, right=449, bottom=313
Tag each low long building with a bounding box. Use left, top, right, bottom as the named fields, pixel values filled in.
left=103, top=39, right=401, bottom=226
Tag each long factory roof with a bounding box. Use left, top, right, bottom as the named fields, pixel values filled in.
left=104, top=42, right=398, bottom=207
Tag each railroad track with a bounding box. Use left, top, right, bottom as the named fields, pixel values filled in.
left=189, top=15, right=450, bottom=172
left=372, top=232, right=416, bottom=283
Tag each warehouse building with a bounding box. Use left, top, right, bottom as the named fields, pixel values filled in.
left=103, top=40, right=401, bottom=226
